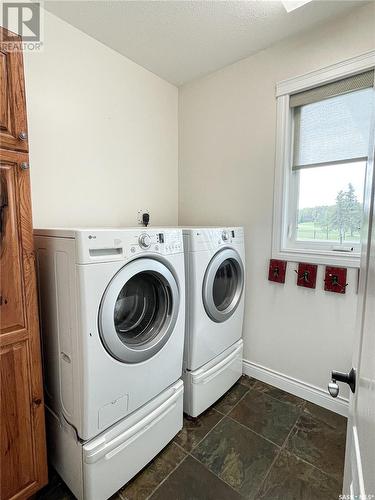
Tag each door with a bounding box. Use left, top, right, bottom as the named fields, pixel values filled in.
left=0, top=29, right=29, bottom=152
left=203, top=248, right=244, bottom=323
left=0, top=150, right=47, bottom=499
left=337, top=125, right=375, bottom=492
left=99, top=258, right=180, bottom=363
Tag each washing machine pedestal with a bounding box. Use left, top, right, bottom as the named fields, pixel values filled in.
left=47, top=380, right=183, bottom=500
left=183, top=340, right=243, bottom=417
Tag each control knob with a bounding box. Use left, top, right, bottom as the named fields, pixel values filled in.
left=222, top=230, right=229, bottom=241
left=139, top=233, right=151, bottom=249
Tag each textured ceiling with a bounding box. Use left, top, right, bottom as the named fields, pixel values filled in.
left=44, top=1, right=365, bottom=85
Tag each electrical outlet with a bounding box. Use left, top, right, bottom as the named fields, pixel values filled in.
left=137, top=210, right=150, bottom=225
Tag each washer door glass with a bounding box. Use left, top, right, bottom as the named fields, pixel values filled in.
left=114, top=272, right=169, bottom=346
left=203, top=248, right=244, bottom=323
left=99, top=258, right=179, bottom=363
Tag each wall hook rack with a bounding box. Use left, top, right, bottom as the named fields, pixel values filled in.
left=324, top=266, right=348, bottom=294
left=295, top=269, right=309, bottom=282
left=268, top=259, right=287, bottom=284
left=295, top=263, right=317, bottom=289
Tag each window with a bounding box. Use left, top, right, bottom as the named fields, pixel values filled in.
left=273, top=53, right=375, bottom=267
left=295, top=160, right=366, bottom=248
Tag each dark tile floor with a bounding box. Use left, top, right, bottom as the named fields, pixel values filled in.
left=37, top=376, right=347, bottom=500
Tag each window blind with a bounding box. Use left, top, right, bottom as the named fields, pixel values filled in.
left=292, top=70, right=374, bottom=170
left=290, top=70, right=374, bottom=108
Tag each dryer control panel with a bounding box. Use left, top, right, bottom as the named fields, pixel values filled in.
left=183, top=227, right=244, bottom=253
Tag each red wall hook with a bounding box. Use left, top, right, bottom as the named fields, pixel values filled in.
left=295, top=263, right=317, bottom=289
left=268, top=259, right=287, bottom=284
left=324, top=266, right=348, bottom=294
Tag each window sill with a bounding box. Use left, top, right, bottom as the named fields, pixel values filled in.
left=272, top=246, right=360, bottom=268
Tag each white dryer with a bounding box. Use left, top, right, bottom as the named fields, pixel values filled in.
left=182, top=227, right=245, bottom=417
left=34, top=227, right=185, bottom=500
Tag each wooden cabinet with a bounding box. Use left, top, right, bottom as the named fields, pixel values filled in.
left=0, top=29, right=29, bottom=152
left=0, top=28, right=47, bottom=500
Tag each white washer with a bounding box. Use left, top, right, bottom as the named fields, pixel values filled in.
left=34, top=227, right=185, bottom=500
left=182, top=227, right=245, bottom=417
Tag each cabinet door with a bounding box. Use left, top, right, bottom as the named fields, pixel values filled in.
left=0, top=29, right=29, bottom=152
left=0, top=150, right=47, bottom=500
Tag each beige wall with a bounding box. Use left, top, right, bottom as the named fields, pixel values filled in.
left=24, top=11, right=178, bottom=228
left=179, top=3, right=375, bottom=401
left=22, top=4, right=375, bottom=405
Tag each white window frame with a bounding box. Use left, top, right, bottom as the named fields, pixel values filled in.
left=272, top=50, right=375, bottom=268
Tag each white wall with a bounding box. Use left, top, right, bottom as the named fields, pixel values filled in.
left=24, top=11, right=178, bottom=228
left=179, top=3, right=375, bottom=405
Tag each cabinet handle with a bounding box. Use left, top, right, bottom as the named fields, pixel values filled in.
left=18, top=131, right=28, bottom=141
left=0, top=176, right=8, bottom=237
left=20, top=162, right=29, bottom=170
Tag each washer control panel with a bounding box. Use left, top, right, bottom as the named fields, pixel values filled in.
left=130, top=230, right=183, bottom=255
left=138, top=233, right=152, bottom=249
left=221, top=230, right=229, bottom=242
left=74, top=228, right=184, bottom=263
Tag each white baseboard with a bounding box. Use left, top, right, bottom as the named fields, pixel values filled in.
left=243, top=359, right=349, bottom=417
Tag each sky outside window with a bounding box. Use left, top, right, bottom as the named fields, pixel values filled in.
left=298, top=161, right=366, bottom=209
left=296, top=160, right=366, bottom=243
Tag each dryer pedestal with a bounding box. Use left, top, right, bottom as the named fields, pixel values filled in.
left=183, top=340, right=243, bottom=417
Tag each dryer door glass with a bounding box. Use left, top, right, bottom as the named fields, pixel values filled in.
left=213, top=259, right=238, bottom=311
left=99, top=258, right=180, bottom=363
left=203, top=248, right=244, bottom=323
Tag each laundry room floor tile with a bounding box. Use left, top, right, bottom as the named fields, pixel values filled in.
left=173, top=407, right=223, bottom=452
left=35, top=481, right=75, bottom=500
left=252, top=380, right=306, bottom=409
left=213, top=381, right=249, bottom=415
left=238, top=374, right=257, bottom=389
left=285, top=413, right=346, bottom=483
left=303, top=401, right=347, bottom=431
left=35, top=466, right=62, bottom=498
left=119, top=442, right=186, bottom=500
left=40, top=378, right=348, bottom=500
left=229, top=389, right=301, bottom=446
left=149, top=455, right=243, bottom=500
left=192, top=417, right=279, bottom=498
left=255, top=449, right=342, bottom=500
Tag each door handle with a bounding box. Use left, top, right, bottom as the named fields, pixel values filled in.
left=328, top=368, right=356, bottom=398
